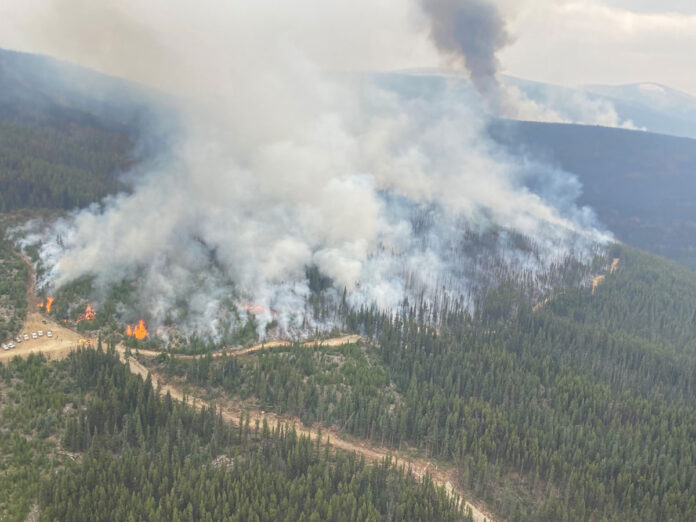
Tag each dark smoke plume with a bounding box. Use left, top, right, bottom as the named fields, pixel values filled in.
left=422, top=0, right=511, bottom=115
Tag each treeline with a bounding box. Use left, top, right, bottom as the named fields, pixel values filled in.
left=0, top=119, right=133, bottom=211
left=36, top=346, right=466, bottom=521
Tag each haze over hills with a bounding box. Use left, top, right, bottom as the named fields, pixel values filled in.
left=0, top=48, right=175, bottom=211
left=508, top=75, right=696, bottom=139
left=489, top=120, right=696, bottom=268
left=0, top=48, right=165, bottom=130
left=385, top=70, right=696, bottom=139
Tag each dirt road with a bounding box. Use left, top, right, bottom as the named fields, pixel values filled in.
left=0, top=312, right=84, bottom=363
left=1, top=256, right=87, bottom=362
left=130, top=334, right=365, bottom=360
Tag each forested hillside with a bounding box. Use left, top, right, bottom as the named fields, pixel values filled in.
left=0, top=348, right=465, bottom=521
left=489, top=120, right=696, bottom=268
left=0, top=230, right=26, bottom=340
left=152, top=244, right=696, bottom=521
left=0, top=48, right=165, bottom=211
left=0, top=120, right=134, bottom=210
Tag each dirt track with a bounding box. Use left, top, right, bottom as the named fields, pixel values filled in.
left=130, top=334, right=365, bottom=360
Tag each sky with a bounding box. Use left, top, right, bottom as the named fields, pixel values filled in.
left=1, top=0, right=696, bottom=95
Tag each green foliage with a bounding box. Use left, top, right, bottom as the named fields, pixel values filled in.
left=36, top=347, right=463, bottom=521
left=0, top=355, right=76, bottom=521
left=0, top=235, right=27, bottom=340
left=0, top=120, right=133, bottom=211
left=161, top=343, right=399, bottom=434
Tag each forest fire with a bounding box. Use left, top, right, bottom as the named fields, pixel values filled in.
left=77, top=304, right=96, bottom=322
left=46, top=297, right=54, bottom=313
left=244, top=304, right=264, bottom=314
left=125, top=320, right=148, bottom=340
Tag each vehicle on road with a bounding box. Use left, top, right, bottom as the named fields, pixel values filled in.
left=23, top=334, right=29, bottom=341
left=31, top=332, right=37, bottom=339
left=46, top=330, right=53, bottom=338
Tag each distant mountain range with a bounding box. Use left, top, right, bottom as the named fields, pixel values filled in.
left=510, top=76, right=696, bottom=140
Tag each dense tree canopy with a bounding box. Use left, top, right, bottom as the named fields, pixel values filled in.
left=155, top=244, right=696, bottom=521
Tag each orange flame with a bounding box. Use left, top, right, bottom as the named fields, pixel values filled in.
left=244, top=304, right=264, bottom=314
left=46, top=297, right=54, bottom=313
left=134, top=319, right=148, bottom=340
left=77, top=304, right=96, bottom=323
left=126, top=325, right=133, bottom=337
left=38, top=302, right=44, bottom=308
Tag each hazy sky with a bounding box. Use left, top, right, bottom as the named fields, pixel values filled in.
left=499, top=0, right=696, bottom=93
left=2, top=0, right=696, bottom=94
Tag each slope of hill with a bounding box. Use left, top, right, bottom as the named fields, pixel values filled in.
left=507, top=75, right=696, bottom=139
left=0, top=48, right=171, bottom=211
left=489, top=120, right=696, bottom=267
left=582, top=82, right=696, bottom=139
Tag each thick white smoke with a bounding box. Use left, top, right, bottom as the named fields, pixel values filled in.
left=21, top=0, right=611, bottom=338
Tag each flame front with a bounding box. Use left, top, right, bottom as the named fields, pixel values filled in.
left=46, top=297, right=54, bottom=313
left=125, top=320, right=148, bottom=340
left=77, top=304, right=96, bottom=322
left=244, top=304, right=264, bottom=314
left=134, top=320, right=148, bottom=340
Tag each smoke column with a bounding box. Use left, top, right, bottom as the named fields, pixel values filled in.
left=421, top=0, right=512, bottom=114
left=419, top=0, right=636, bottom=127
left=15, top=0, right=611, bottom=338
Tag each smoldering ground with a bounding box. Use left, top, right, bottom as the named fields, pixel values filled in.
left=16, top=0, right=612, bottom=338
